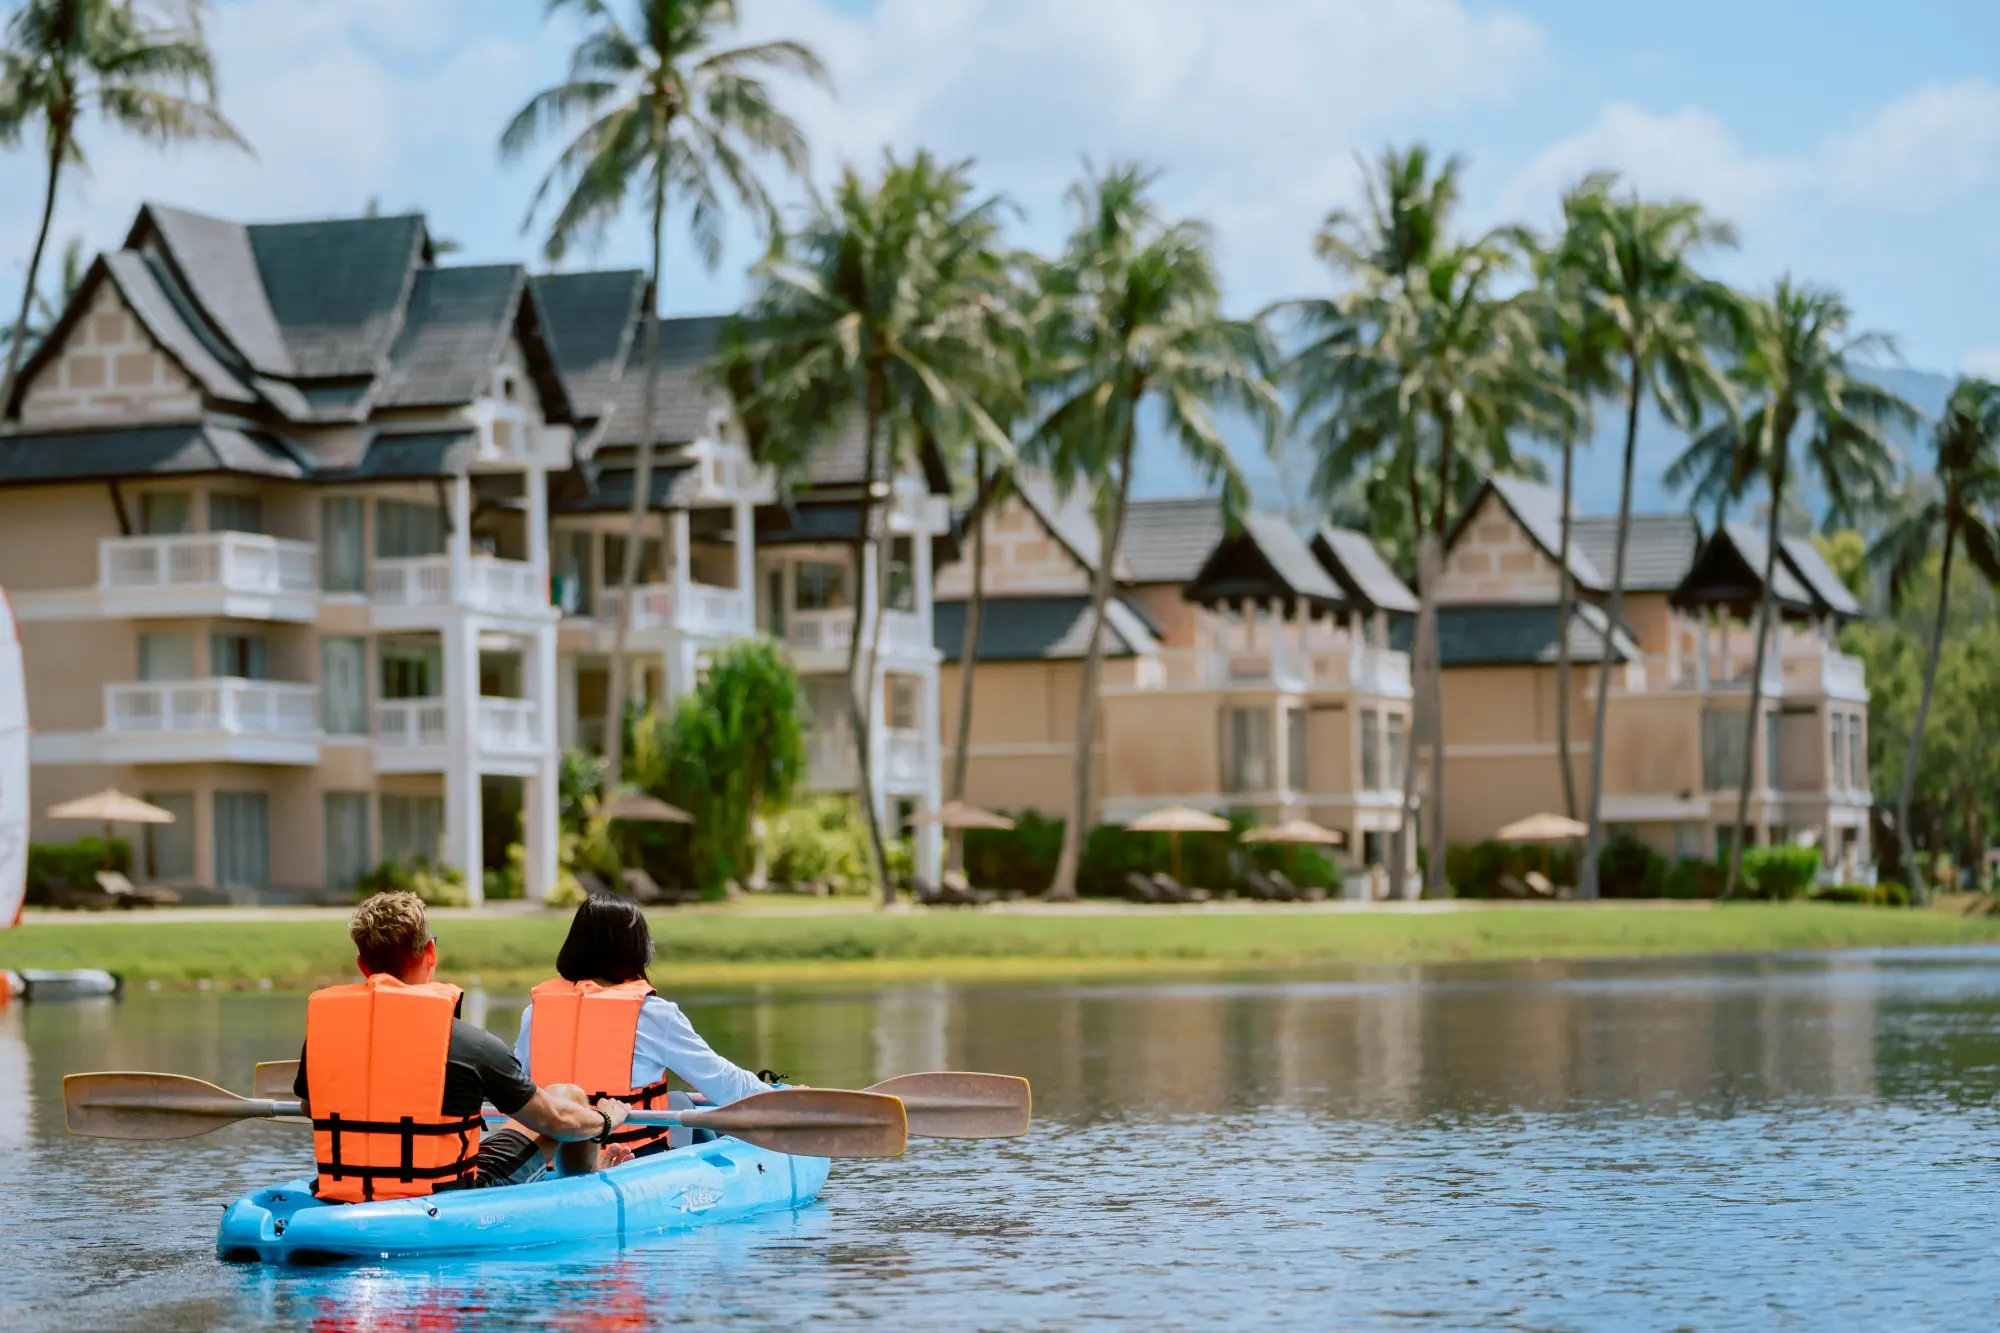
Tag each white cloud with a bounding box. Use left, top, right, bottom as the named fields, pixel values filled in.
left=1822, top=79, right=2000, bottom=213
left=1959, top=346, right=2000, bottom=379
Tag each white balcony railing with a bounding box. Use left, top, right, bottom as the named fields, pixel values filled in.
left=784, top=608, right=930, bottom=657
left=596, top=584, right=677, bottom=632
left=478, top=697, right=541, bottom=756
left=105, top=679, right=320, bottom=737
left=1618, top=650, right=1864, bottom=698
left=592, top=583, right=752, bottom=636
left=884, top=728, right=929, bottom=785
left=807, top=728, right=858, bottom=787
left=1782, top=651, right=1868, bottom=698
left=372, top=555, right=546, bottom=617
left=1137, top=644, right=1411, bottom=696
left=375, top=699, right=448, bottom=750
left=99, top=533, right=317, bottom=597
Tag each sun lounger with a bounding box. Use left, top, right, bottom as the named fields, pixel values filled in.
left=908, top=876, right=949, bottom=906
left=623, top=868, right=701, bottom=907
left=1268, top=870, right=1324, bottom=902
left=1125, top=872, right=1164, bottom=903
left=97, top=870, right=180, bottom=908
left=1151, top=873, right=1210, bottom=904
left=1240, top=869, right=1288, bottom=902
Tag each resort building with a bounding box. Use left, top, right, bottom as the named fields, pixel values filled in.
left=937, top=474, right=1419, bottom=886
left=1423, top=478, right=1873, bottom=876
left=0, top=204, right=951, bottom=901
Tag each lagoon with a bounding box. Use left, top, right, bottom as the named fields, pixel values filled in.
left=5, top=948, right=2000, bottom=1329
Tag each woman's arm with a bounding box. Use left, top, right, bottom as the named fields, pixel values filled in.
left=634, top=997, right=767, bottom=1106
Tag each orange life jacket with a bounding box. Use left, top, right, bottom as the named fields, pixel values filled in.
left=528, top=977, right=674, bottom=1150
left=304, top=973, right=484, bottom=1203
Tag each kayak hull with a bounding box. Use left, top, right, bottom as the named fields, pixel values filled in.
left=216, top=1137, right=829, bottom=1264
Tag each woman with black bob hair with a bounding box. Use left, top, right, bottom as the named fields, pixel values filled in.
left=514, top=895, right=766, bottom=1157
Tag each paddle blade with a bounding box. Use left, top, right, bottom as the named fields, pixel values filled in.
left=865, top=1072, right=1032, bottom=1139
left=64, top=1072, right=290, bottom=1141
left=253, top=1060, right=299, bottom=1101
left=677, top=1088, right=907, bottom=1159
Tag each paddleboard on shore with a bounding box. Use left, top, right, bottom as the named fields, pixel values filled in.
left=0, top=587, right=25, bottom=929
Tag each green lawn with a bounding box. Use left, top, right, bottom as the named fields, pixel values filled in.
left=4, top=902, right=1998, bottom=990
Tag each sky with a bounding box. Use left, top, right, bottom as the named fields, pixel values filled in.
left=3, top=0, right=1998, bottom=507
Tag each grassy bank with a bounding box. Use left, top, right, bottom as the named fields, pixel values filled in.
left=4, top=902, right=1998, bottom=990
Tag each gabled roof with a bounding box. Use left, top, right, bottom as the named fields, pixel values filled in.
left=1670, top=524, right=1817, bottom=616
left=1011, top=468, right=1128, bottom=581
left=936, top=595, right=1157, bottom=662
left=1780, top=535, right=1863, bottom=618
left=0, top=422, right=302, bottom=484
left=245, top=213, right=429, bottom=380
left=1454, top=477, right=1608, bottom=592
left=1312, top=526, right=1419, bottom=615
left=134, top=203, right=295, bottom=377
left=532, top=269, right=646, bottom=424
left=595, top=316, right=731, bottom=449
left=1121, top=496, right=1226, bottom=584
left=1184, top=513, right=1347, bottom=612
left=1569, top=513, right=1702, bottom=592
left=378, top=265, right=526, bottom=408
left=312, top=431, right=478, bottom=481
left=1392, top=602, right=1637, bottom=668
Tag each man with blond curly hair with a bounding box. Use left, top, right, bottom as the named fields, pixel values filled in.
left=291, top=892, right=630, bottom=1200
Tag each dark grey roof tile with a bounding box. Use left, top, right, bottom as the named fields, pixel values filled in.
left=531, top=269, right=645, bottom=424
left=1569, top=513, right=1702, bottom=592
left=935, top=595, right=1155, bottom=662
left=138, top=204, right=295, bottom=377
left=377, top=265, right=523, bottom=408
left=1393, top=602, right=1635, bottom=667
left=1780, top=536, right=1862, bottom=617
left=1121, top=496, right=1226, bottom=583
left=246, top=214, right=426, bottom=378
left=1313, top=526, right=1419, bottom=614
left=0, top=423, right=301, bottom=483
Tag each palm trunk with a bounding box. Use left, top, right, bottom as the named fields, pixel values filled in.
left=946, top=442, right=991, bottom=874
left=1048, top=424, right=1136, bottom=900
left=1423, top=411, right=1453, bottom=897
left=1580, top=368, right=1643, bottom=899
left=1389, top=459, right=1426, bottom=899
left=601, top=171, right=668, bottom=792
left=1896, top=519, right=1954, bottom=905
left=1722, top=445, right=1791, bottom=900
left=1554, top=413, right=1580, bottom=823
left=847, top=367, right=892, bottom=903
left=1, top=146, right=65, bottom=421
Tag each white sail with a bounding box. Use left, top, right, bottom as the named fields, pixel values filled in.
left=0, top=590, right=26, bottom=928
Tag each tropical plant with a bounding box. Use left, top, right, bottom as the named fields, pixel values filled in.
left=0, top=0, right=247, bottom=409
left=721, top=150, right=1014, bottom=902
left=1666, top=278, right=1916, bottom=898
left=1561, top=183, right=1739, bottom=899
left=1868, top=379, right=2000, bottom=901
left=627, top=638, right=807, bottom=897
left=1269, top=143, right=1546, bottom=895
left=1029, top=162, right=1276, bottom=900
left=502, top=0, right=826, bottom=793
left=757, top=796, right=872, bottom=893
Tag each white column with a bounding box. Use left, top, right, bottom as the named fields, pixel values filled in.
left=441, top=613, right=484, bottom=904
left=525, top=621, right=558, bottom=901
left=1698, top=613, right=1712, bottom=692
left=557, top=651, right=579, bottom=749
left=1272, top=699, right=1290, bottom=799
left=917, top=665, right=943, bottom=880
left=525, top=467, right=549, bottom=595
left=448, top=474, right=472, bottom=602
left=733, top=495, right=756, bottom=632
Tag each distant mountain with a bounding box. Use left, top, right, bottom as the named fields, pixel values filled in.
left=1128, top=366, right=1957, bottom=523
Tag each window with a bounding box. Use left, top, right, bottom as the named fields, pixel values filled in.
left=214, top=791, right=270, bottom=889
left=209, top=632, right=269, bottom=680
left=380, top=794, right=444, bottom=865
left=1830, top=713, right=1846, bottom=791
left=887, top=676, right=919, bottom=731
left=765, top=567, right=787, bottom=638
left=375, top=499, right=446, bottom=558
left=1674, top=821, right=1704, bottom=861
left=320, top=497, right=365, bottom=593
left=139, top=492, right=191, bottom=535
left=887, top=536, right=916, bottom=612
left=1360, top=709, right=1382, bottom=790
left=1287, top=707, right=1308, bottom=791
left=138, top=633, right=195, bottom=682
left=320, top=637, right=368, bottom=735
left=602, top=534, right=663, bottom=586
left=557, top=530, right=593, bottom=615
left=208, top=492, right=264, bottom=535
left=801, top=677, right=849, bottom=732
left=324, top=793, right=372, bottom=891
left=1848, top=714, right=1864, bottom=790
left=1225, top=707, right=1273, bottom=793
left=1385, top=713, right=1407, bottom=791
left=795, top=561, right=847, bottom=611
left=380, top=639, right=442, bottom=699
left=1703, top=709, right=1747, bottom=790
left=142, top=792, right=195, bottom=880
left=1764, top=708, right=1781, bottom=789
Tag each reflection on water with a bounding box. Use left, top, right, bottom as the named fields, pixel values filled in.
left=5, top=950, right=2000, bottom=1329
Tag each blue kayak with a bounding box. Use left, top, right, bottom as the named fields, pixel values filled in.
left=216, top=1137, right=830, bottom=1263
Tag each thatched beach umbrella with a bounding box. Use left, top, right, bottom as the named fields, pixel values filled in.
left=46, top=789, right=175, bottom=868
left=1240, top=818, right=1347, bottom=848
left=1494, top=811, right=1588, bottom=882
left=909, top=801, right=1016, bottom=831
left=1126, top=805, right=1231, bottom=883
left=598, top=792, right=694, bottom=824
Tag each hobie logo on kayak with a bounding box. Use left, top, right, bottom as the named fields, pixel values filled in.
left=675, top=1186, right=723, bottom=1213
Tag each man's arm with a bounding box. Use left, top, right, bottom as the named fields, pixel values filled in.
left=508, top=1086, right=626, bottom=1142
left=460, top=1020, right=627, bottom=1142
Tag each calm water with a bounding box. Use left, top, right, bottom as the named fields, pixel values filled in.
left=6, top=951, right=2000, bottom=1330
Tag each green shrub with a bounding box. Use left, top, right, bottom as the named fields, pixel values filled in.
left=1741, top=846, right=1821, bottom=901
left=28, top=837, right=132, bottom=891
left=1664, top=859, right=1725, bottom=900
left=1811, top=882, right=1912, bottom=908
left=759, top=797, right=871, bottom=894
left=1598, top=834, right=1670, bottom=899
left=1442, top=839, right=1579, bottom=899
left=962, top=811, right=1064, bottom=894
left=356, top=858, right=470, bottom=909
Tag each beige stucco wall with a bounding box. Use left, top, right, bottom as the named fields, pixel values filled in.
left=19, top=281, right=202, bottom=428
left=939, top=659, right=1102, bottom=818
left=0, top=486, right=120, bottom=590
left=1438, top=491, right=1562, bottom=603
left=935, top=495, right=1091, bottom=599
left=1103, top=691, right=1219, bottom=803
left=1124, top=584, right=1203, bottom=649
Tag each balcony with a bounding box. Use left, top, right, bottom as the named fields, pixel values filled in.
left=1131, top=645, right=1412, bottom=697
left=372, top=554, right=549, bottom=623
left=93, top=533, right=318, bottom=621
left=802, top=726, right=928, bottom=792
left=1615, top=649, right=1865, bottom=701
left=784, top=609, right=932, bottom=661
left=95, top=678, right=321, bottom=764
left=581, top=582, right=755, bottom=638
left=374, top=696, right=544, bottom=774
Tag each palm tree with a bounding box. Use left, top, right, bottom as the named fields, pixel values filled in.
left=501, top=0, right=827, bottom=792
left=1031, top=163, right=1276, bottom=901
left=1869, top=379, right=2000, bottom=901
left=722, top=151, right=1013, bottom=903
left=1563, top=185, right=1738, bottom=899
left=1667, top=279, right=1915, bottom=898
left=0, top=0, right=246, bottom=412
left=0, top=233, right=83, bottom=363
left=1271, top=144, right=1548, bottom=896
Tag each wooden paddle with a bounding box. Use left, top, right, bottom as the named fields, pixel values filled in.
left=254, top=1061, right=1029, bottom=1139
left=65, top=1072, right=907, bottom=1159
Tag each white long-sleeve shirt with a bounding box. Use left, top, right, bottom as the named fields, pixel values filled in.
left=514, top=994, right=766, bottom=1107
